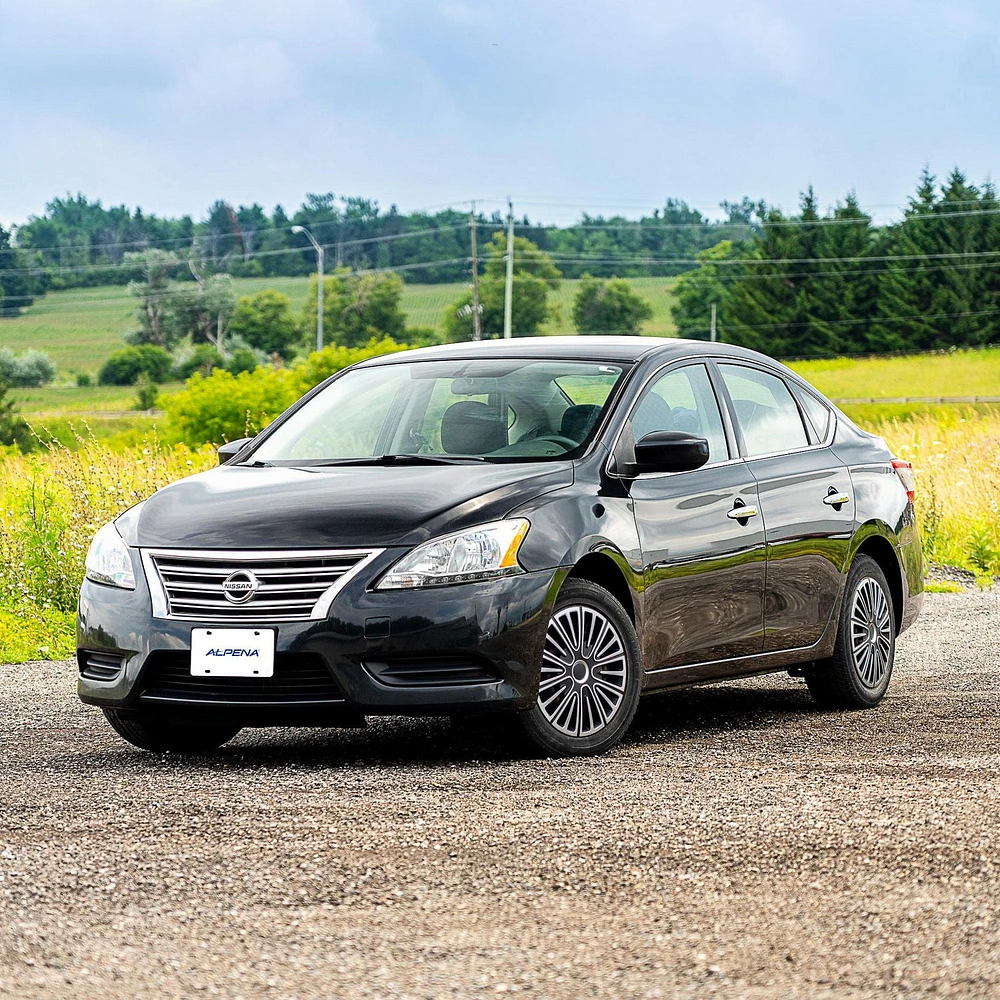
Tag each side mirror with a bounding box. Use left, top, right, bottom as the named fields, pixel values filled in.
left=217, top=437, right=253, bottom=466
left=633, top=431, right=710, bottom=474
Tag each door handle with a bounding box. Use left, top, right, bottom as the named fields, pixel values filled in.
left=823, top=491, right=851, bottom=507
left=727, top=504, right=758, bottom=520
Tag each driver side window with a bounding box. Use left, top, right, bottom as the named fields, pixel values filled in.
left=630, top=364, right=729, bottom=467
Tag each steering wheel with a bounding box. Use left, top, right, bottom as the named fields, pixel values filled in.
left=534, top=434, right=579, bottom=450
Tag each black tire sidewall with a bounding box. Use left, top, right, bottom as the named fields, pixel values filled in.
left=103, top=709, right=241, bottom=753
left=519, top=578, right=642, bottom=756
left=833, top=555, right=896, bottom=706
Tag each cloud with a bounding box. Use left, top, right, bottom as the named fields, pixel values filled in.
left=0, top=0, right=999, bottom=224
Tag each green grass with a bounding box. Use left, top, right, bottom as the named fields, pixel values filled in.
left=787, top=349, right=1000, bottom=401
left=11, top=382, right=184, bottom=414
left=0, top=605, right=76, bottom=664
left=0, top=277, right=679, bottom=378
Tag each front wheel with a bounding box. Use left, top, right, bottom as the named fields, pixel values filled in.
left=103, top=709, right=242, bottom=753
left=806, top=554, right=896, bottom=709
left=518, top=579, right=641, bottom=756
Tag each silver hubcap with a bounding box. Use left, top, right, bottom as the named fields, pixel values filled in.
left=538, top=605, right=628, bottom=737
left=850, top=577, right=893, bottom=688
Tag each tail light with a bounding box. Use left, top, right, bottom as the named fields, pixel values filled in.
left=891, top=459, right=915, bottom=503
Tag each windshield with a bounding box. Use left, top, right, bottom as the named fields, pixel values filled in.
left=250, top=358, right=628, bottom=465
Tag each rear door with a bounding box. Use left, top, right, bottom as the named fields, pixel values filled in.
left=716, top=363, right=854, bottom=652
left=617, top=362, right=766, bottom=671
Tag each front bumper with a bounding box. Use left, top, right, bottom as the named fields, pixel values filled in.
left=78, top=554, right=557, bottom=725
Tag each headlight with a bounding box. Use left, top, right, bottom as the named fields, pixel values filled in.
left=85, top=523, right=136, bottom=590
left=376, top=518, right=530, bottom=589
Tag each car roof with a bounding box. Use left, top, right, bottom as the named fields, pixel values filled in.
left=357, top=336, right=773, bottom=366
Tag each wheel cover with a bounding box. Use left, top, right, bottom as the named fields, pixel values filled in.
left=849, top=577, right=893, bottom=688
left=538, top=604, right=628, bottom=737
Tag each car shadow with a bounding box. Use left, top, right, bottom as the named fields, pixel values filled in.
left=70, top=678, right=823, bottom=772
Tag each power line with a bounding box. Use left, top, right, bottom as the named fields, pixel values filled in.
left=717, top=307, right=1000, bottom=332
left=8, top=255, right=1000, bottom=311
left=11, top=221, right=470, bottom=257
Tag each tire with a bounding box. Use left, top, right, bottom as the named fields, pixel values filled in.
left=102, top=709, right=241, bottom=753
left=518, top=579, right=642, bottom=757
left=805, top=554, right=896, bottom=709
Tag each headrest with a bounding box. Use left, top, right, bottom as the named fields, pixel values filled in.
left=560, top=404, right=602, bottom=443
left=440, top=400, right=507, bottom=455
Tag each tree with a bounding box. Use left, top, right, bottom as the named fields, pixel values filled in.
left=872, top=168, right=1000, bottom=351
left=0, top=379, right=34, bottom=452
left=98, top=345, right=173, bottom=385
left=171, top=274, right=237, bottom=354
left=230, top=290, right=300, bottom=358
left=443, top=234, right=561, bottom=341
left=302, top=270, right=407, bottom=348
left=572, top=275, right=653, bottom=335
left=125, top=249, right=182, bottom=347
left=671, top=241, right=734, bottom=340
left=0, top=224, right=47, bottom=316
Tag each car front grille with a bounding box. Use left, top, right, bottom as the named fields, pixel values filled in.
left=143, top=548, right=381, bottom=623
left=138, top=651, right=345, bottom=704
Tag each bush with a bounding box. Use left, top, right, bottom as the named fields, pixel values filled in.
left=134, top=374, right=160, bottom=411
left=0, top=348, right=57, bottom=387
left=225, top=348, right=261, bottom=376
left=162, top=368, right=298, bottom=446
left=98, top=345, right=173, bottom=386
left=230, top=290, right=300, bottom=359
left=172, top=344, right=224, bottom=381
left=404, top=326, right=439, bottom=348
left=76, top=372, right=92, bottom=387
left=160, top=337, right=409, bottom=446
left=292, top=337, right=409, bottom=395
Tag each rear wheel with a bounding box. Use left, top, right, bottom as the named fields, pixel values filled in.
left=519, top=579, right=641, bottom=756
left=806, top=554, right=896, bottom=709
left=102, top=709, right=241, bottom=753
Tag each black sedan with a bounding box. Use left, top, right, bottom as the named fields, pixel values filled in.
left=78, top=337, right=923, bottom=756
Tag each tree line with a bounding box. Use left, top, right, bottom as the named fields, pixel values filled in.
left=0, top=192, right=748, bottom=312
left=672, top=168, right=1000, bottom=356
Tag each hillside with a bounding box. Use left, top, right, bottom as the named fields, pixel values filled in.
left=0, top=277, right=679, bottom=377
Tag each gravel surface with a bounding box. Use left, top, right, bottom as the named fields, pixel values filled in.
left=1, top=591, right=999, bottom=999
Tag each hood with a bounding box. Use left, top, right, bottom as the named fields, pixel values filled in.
left=121, top=462, right=574, bottom=549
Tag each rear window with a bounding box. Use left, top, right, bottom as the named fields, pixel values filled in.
left=719, top=364, right=809, bottom=457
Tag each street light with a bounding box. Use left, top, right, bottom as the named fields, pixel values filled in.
left=291, top=225, right=325, bottom=351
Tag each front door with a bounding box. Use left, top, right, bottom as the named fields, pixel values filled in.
left=620, top=363, right=767, bottom=671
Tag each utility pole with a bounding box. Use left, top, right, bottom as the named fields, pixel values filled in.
left=503, top=197, right=514, bottom=339
left=292, top=225, right=325, bottom=351
left=470, top=203, right=481, bottom=342
left=710, top=302, right=717, bottom=342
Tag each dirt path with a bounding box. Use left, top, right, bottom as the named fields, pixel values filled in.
left=1, top=592, right=998, bottom=998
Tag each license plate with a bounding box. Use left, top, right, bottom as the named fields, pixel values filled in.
left=190, top=628, right=275, bottom=678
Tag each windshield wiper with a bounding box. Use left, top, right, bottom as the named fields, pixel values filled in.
left=309, top=453, right=487, bottom=468
left=239, top=460, right=272, bottom=468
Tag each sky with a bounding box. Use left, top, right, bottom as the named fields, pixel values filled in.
left=1, top=0, right=999, bottom=228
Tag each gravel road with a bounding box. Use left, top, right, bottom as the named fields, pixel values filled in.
left=1, top=591, right=999, bottom=999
